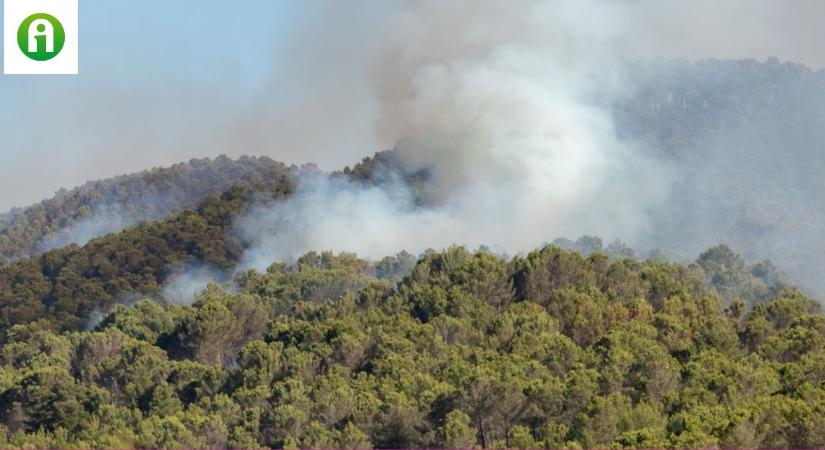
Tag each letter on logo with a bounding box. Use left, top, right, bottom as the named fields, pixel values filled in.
left=28, top=18, right=54, bottom=53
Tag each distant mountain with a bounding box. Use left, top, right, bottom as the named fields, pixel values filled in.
left=614, top=58, right=825, bottom=293
left=0, top=156, right=289, bottom=266
left=340, top=59, right=825, bottom=295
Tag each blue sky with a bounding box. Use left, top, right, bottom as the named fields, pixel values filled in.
left=76, top=1, right=296, bottom=89
left=0, top=1, right=332, bottom=210
left=2, top=0, right=298, bottom=95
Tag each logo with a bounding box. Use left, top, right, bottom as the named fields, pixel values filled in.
left=3, top=0, right=78, bottom=75
left=17, top=13, right=66, bottom=61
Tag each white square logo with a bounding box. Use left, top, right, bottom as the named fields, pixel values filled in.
left=3, top=0, right=78, bottom=74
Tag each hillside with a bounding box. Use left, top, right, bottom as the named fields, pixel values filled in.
left=0, top=57, right=822, bottom=448
left=614, top=58, right=825, bottom=293
left=0, top=246, right=821, bottom=448
left=0, top=147, right=792, bottom=335
left=0, top=156, right=288, bottom=266
left=0, top=164, right=293, bottom=332
left=4, top=58, right=823, bottom=296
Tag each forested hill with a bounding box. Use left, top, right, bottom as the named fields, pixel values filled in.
left=0, top=156, right=288, bottom=266
left=0, top=164, right=294, bottom=332
left=4, top=57, right=824, bottom=297
left=0, top=58, right=823, bottom=448
left=0, top=246, right=822, bottom=448
left=0, top=145, right=792, bottom=335
left=0, top=150, right=433, bottom=333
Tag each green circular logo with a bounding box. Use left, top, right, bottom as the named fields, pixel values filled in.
left=17, top=13, right=65, bottom=61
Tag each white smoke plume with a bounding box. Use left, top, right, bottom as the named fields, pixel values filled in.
left=85, top=292, right=146, bottom=331
left=34, top=192, right=178, bottom=252
left=233, top=0, right=671, bottom=269
left=37, top=205, right=141, bottom=251
left=161, top=263, right=229, bottom=305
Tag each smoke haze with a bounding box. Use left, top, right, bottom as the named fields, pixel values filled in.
left=161, top=263, right=229, bottom=305
left=233, top=1, right=669, bottom=271
left=2, top=0, right=825, bottom=212
left=230, top=1, right=825, bottom=295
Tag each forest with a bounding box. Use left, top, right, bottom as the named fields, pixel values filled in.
left=0, top=245, right=821, bottom=447
left=0, top=152, right=428, bottom=333
left=0, top=160, right=294, bottom=332
left=0, top=156, right=289, bottom=266
left=0, top=147, right=818, bottom=448
left=0, top=57, right=824, bottom=448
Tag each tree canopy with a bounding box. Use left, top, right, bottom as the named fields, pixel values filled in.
left=0, top=245, right=821, bottom=448
left=0, top=156, right=290, bottom=266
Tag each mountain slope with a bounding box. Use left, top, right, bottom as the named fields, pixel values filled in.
left=6, top=58, right=824, bottom=295
left=0, top=156, right=288, bottom=266
left=614, top=58, right=825, bottom=292
left=1, top=58, right=824, bottom=333
left=0, top=167, right=293, bottom=332
left=0, top=151, right=790, bottom=335
left=0, top=57, right=822, bottom=448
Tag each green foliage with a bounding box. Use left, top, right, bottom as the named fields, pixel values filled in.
left=438, top=410, right=477, bottom=448
left=0, top=156, right=290, bottom=266
left=0, top=165, right=293, bottom=333
left=0, top=244, right=821, bottom=448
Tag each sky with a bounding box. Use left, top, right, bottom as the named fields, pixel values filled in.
left=0, top=0, right=300, bottom=209
left=0, top=0, right=824, bottom=211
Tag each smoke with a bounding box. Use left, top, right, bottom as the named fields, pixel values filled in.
left=236, top=170, right=438, bottom=270
left=232, top=1, right=825, bottom=297
left=84, top=292, right=146, bottom=331
left=37, top=205, right=143, bottom=251
left=4, top=0, right=824, bottom=213
left=161, top=263, right=229, bottom=305
left=30, top=188, right=182, bottom=253
left=232, top=0, right=671, bottom=268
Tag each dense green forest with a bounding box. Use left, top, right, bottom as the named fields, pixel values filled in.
left=1, top=57, right=824, bottom=448
left=0, top=246, right=821, bottom=448
left=0, top=156, right=288, bottom=266
left=0, top=162, right=293, bottom=332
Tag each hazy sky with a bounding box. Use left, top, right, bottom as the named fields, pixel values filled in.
left=0, top=0, right=824, bottom=211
